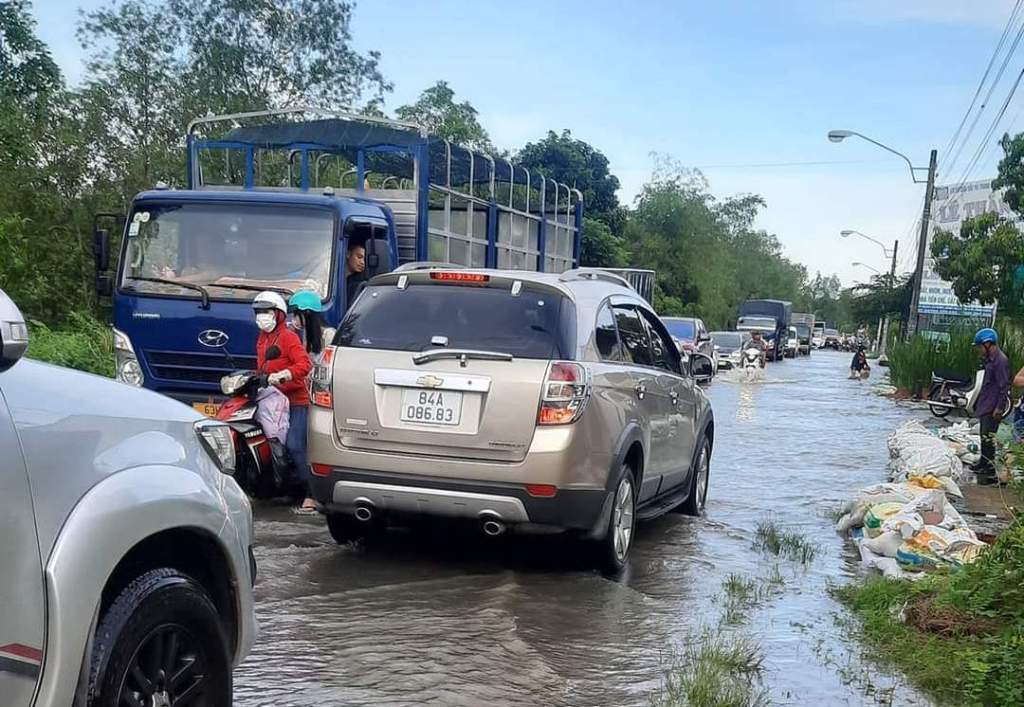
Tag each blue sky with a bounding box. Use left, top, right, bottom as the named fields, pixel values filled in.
left=32, top=0, right=1020, bottom=284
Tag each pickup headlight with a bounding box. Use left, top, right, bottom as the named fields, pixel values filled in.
left=113, top=327, right=144, bottom=386
left=195, top=420, right=236, bottom=475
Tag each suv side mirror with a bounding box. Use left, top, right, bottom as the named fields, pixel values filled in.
left=94, top=228, right=111, bottom=272
left=0, top=289, right=29, bottom=372
left=690, top=353, right=714, bottom=383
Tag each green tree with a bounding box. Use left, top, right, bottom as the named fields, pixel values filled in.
left=579, top=217, right=628, bottom=268
left=396, top=80, right=494, bottom=153
left=515, top=129, right=624, bottom=233
left=931, top=211, right=1024, bottom=314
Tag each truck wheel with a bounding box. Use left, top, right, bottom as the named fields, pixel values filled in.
left=88, top=568, right=231, bottom=707
left=595, top=464, right=636, bottom=576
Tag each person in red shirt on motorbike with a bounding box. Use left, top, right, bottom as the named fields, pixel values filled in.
left=252, top=291, right=315, bottom=513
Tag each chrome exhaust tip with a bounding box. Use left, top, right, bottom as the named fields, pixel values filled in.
left=480, top=513, right=506, bottom=537
left=353, top=503, right=375, bottom=522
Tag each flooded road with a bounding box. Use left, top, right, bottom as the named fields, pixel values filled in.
left=235, top=351, right=932, bottom=706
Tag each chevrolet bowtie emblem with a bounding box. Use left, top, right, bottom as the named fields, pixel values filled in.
left=417, top=375, right=444, bottom=388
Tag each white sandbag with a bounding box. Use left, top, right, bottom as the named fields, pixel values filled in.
left=863, top=530, right=903, bottom=558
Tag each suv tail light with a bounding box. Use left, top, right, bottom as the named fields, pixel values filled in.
left=311, top=345, right=335, bottom=408
left=537, top=361, right=590, bottom=425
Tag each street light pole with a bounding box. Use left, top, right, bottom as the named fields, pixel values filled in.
left=907, top=150, right=938, bottom=336
left=829, top=131, right=934, bottom=338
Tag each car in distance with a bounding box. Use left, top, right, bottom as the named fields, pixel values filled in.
left=785, top=326, right=799, bottom=358
left=710, top=331, right=744, bottom=370
left=662, top=316, right=716, bottom=366
left=307, top=267, right=716, bottom=573
left=0, top=288, right=256, bottom=707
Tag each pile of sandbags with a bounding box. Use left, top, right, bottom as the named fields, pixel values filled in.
left=837, top=474, right=985, bottom=580
left=936, top=420, right=982, bottom=468
left=887, top=420, right=964, bottom=482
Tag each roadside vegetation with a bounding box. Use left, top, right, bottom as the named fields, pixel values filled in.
left=754, top=518, right=818, bottom=565
left=835, top=517, right=1024, bottom=706
left=886, top=325, right=1024, bottom=395
left=26, top=312, right=114, bottom=377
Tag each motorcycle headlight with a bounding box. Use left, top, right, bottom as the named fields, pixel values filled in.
left=195, top=420, right=236, bottom=475
left=220, top=372, right=246, bottom=395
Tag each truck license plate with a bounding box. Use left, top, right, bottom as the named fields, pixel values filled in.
left=400, top=388, right=462, bottom=426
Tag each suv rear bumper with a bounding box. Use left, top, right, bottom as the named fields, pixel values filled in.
left=310, top=467, right=610, bottom=532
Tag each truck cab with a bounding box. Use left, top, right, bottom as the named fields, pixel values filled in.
left=736, top=299, right=792, bottom=362
left=101, top=107, right=584, bottom=406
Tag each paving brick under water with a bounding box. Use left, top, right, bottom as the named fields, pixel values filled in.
left=235, top=351, right=934, bottom=706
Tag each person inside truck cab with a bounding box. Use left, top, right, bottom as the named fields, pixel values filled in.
left=252, top=291, right=316, bottom=514
left=345, top=241, right=367, bottom=308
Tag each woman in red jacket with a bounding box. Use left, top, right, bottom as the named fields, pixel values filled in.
left=252, top=291, right=315, bottom=513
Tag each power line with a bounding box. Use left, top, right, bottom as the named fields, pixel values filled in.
left=953, top=66, right=1024, bottom=191
left=941, top=0, right=1023, bottom=164
left=943, top=13, right=1024, bottom=180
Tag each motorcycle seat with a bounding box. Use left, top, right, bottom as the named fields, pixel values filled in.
left=932, top=369, right=972, bottom=386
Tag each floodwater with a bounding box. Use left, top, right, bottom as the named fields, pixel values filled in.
left=235, top=351, right=933, bottom=706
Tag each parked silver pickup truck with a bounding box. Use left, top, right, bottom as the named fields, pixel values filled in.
left=0, top=289, right=256, bottom=706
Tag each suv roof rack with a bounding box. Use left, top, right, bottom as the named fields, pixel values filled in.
left=558, top=268, right=634, bottom=291
left=392, top=262, right=468, bottom=273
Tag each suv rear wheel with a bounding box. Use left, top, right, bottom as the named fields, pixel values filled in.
left=596, top=464, right=637, bottom=575
left=88, top=568, right=230, bottom=707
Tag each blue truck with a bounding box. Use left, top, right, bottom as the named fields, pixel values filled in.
left=736, top=299, right=792, bottom=362
left=95, top=107, right=584, bottom=408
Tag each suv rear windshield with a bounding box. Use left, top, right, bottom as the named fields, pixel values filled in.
left=335, top=283, right=575, bottom=359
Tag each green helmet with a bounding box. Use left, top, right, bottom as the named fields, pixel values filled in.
left=288, top=290, right=322, bottom=313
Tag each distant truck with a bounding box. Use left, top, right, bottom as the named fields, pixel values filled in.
left=95, top=107, right=586, bottom=406
left=736, top=299, right=792, bottom=362
left=791, top=312, right=815, bottom=356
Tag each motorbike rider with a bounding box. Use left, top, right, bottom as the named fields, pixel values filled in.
left=973, top=327, right=1010, bottom=485
left=253, top=291, right=315, bottom=512
left=288, top=290, right=330, bottom=364
left=742, top=330, right=767, bottom=367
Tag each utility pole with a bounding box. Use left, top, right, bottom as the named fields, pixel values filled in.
left=879, top=239, right=899, bottom=357
left=907, top=149, right=938, bottom=337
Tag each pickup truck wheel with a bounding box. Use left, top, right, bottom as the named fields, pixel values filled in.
left=88, top=568, right=230, bottom=707
left=681, top=437, right=710, bottom=516
left=595, top=465, right=636, bottom=576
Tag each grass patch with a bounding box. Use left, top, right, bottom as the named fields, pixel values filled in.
left=26, top=312, right=114, bottom=377
left=836, top=520, right=1024, bottom=706
left=754, top=519, right=817, bottom=565
left=650, top=630, right=769, bottom=707
left=721, top=571, right=784, bottom=625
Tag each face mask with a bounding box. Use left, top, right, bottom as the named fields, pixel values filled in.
left=255, top=312, right=277, bottom=332
left=288, top=313, right=302, bottom=330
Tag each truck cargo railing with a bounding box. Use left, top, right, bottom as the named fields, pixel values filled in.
left=185, top=106, right=582, bottom=273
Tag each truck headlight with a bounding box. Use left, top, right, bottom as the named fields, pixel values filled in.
left=113, top=327, right=144, bottom=386
left=195, top=420, right=236, bottom=475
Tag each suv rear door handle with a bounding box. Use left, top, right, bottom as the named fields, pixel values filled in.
left=669, top=390, right=679, bottom=405
left=635, top=383, right=647, bottom=400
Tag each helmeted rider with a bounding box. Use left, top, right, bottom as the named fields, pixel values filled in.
left=973, top=327, right=1010, bottom=485
left=252, top=291, right=315, bottom=512
left=287, top=290, right=330, bottom=365
left=743, top=330, right=767, bottom=367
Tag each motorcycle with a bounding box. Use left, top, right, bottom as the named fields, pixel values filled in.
left=743, top=348, right=763, bottom=380
left=927, top=368, right=1011, bottom=419
left=215, top=365, right=295, bottom=499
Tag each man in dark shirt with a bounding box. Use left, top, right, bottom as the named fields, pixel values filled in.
left=973, top=328, right=1010, bottom=484
left=742, top=330, right=767, bottom=367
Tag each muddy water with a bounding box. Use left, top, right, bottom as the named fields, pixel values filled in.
left=235, top=351, right=933, bottom=706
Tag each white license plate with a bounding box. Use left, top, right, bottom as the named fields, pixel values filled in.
left=400, top=388, right=463, bottom=426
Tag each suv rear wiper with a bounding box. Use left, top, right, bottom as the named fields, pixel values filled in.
left=124, top=276, right=210, bottom=309
left=412, top=348, right=514, bottom=366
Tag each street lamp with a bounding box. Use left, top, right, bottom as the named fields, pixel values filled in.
left=852, top=261, right=880, bottom=274
left=828, top=129, right=938, bottom=336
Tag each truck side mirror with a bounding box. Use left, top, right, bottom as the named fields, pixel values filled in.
left=94, top=228, right=111, bottom=272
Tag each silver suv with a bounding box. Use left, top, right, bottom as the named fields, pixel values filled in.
left=307, top=268, right=715, bottom=572
left=0, top=290, right=256, bottom=707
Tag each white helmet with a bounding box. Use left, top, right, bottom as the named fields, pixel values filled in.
left=251, top=291, right=287, bottom=314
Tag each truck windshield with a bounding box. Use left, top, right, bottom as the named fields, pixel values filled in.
left=737, top=316, right=775, bottom=330
left=120, top=204, right=335, bottom=300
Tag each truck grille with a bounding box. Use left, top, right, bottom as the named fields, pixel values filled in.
left=146, top=350, right=258, bottom=384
